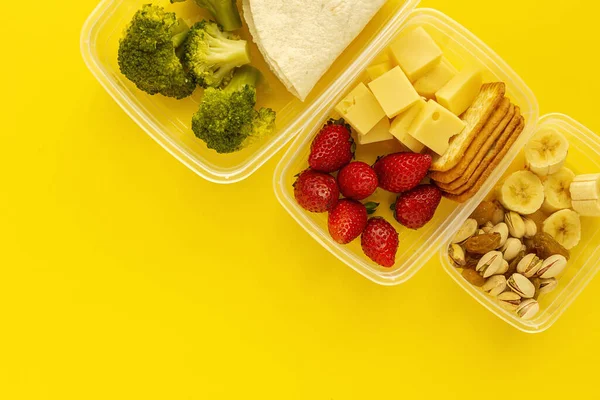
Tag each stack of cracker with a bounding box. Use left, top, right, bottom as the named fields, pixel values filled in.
left=429, top=82, right=525, bottom=203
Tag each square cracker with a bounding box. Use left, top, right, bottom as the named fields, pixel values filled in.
left=439, top=110, right=522, bottom=195
left=435, top=104, right=520, bottom=190
left=430, top=99, right=513, bottom=184
left=443, top=116, right=525, bottom=203
left=430, top=82, right=505, bottom=172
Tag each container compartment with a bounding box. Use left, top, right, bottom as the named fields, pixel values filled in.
left=80, top=0, right=419, bottom=183
left=274, top=9, right=538, bottom=285
left=441, top=114, right=600, bottom=333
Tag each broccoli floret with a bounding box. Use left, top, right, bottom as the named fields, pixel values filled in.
left=118, top=4, right=196, bottom=99
left=192, top=66, right=277, bottom=153
left=171, top=0, right=242, bottom=31
left=183, top=20, right=251, bottom=88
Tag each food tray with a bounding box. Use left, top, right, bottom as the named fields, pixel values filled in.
left=80, top=0, right=419, bottom=183
left=440, top=114, right=600, bottom=333
left=274, top=8, right=538, bottom=285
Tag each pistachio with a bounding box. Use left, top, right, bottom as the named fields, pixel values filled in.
left=523, top=217, right=538, bottom=239
left=484, top=221, right=494, bottom=229
left=448, top=244, right=466, bottom=267
left=497, top=259, right=509, bottom=275
left=452, top=218, right=478, bottom=244
left=476, top=251, right=504, bottom=278
left=502, top=238, right=523, bottom=262
left=517, top=253, right=543, bottom=278
left=482, top=226, right=493, bottom=234
left=490, top=223, right=509, bottom=248
left=539, top=278, right=558, bottom=295
left=483, top=275, right=507, bottom=297
left=516, top=299, right=540, bottom=320
left=507, top=273, right=536, bottom=299
left=521, top=244, right=527, bottom=253
left=498, top=292, right=521, bottom=311
left=537, top=254, right=568, bottom=279
left=505, top=212, right=526, bottom=239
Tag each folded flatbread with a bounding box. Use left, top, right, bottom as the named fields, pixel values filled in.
left=243, top=0, right=387, bottom=101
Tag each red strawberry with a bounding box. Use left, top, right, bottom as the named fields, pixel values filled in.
left=328, top=200, right=369, bottom=244
left=361, top=217, right=399, bottom=268
left=373, top=152, right=432, bottom=193
left=308, top=119, right=354, bottom=173
left=394, top=185, right=442, bottom=229
left=337, top=162, right=379, bottom=200
left=294, top=169, right=339, bottom=213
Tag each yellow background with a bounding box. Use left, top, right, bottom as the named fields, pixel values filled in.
left=1, top=0, right=599, bottom=398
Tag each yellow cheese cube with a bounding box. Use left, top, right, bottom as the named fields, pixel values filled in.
left=368, top=66, right=420, bottom=119
left=413, top=58, right=457, bottom=99
left=335, top=82, right=386, bottom=136
left=357, top=118, right=393, bottom=145
left=366, top=61, right=394, bottom=81
left=389, top=98, right=427, bottom=153
left=409, top=100, right=466, bottom=156
left=435, top=65, right=483, bottom=116
left=389, top=26, right=443, bottom=82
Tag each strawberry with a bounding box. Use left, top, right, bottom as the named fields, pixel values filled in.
left=293, top=169, right=339, bottom=213
left=393, top=185, right=442, bottom=229
left=328, top=200, right=369, bottom=244
left=361, top=217, right=399, bottom=268
left=337, top=162, right=379, bottom=200
left=373, top=152, right=432, bottom=193
left=308, top=119, right=354, bottom=173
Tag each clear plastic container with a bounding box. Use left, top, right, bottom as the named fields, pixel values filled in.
left=440, top=114, right=600, bottom=333
left=274, top=8, right=538, bottom=286
left=80, top=0, right=419, bottom=183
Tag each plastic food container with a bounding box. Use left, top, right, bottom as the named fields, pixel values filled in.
left=80, top=0, right=419, bottom=183
left=274, top=8, right=538, bottom=286
left=441, top=114, right=600, bottom=333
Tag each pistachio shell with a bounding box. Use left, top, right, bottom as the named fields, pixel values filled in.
left=523, top=217, right=538, bottom=239
left=517, top=253, right=543, bottom=278
left=452, top=219, right=478, bottom=244
left=490, top=223, right=509, bottom=248
left=483, top=275, right=507, bottom=297
left=476, top=251, right=504, bottom=278
left=539, top=278, right=558, bottom=295
left=537, top=255, right=568, bottom=279
left=497, top=259, right=509, bottom=275
left=505, top=212, right=526, bottom=239
left=516, top=299, right=540, bottom=320
left=498, top=292, right=521, bottom=311
left=507, top=273, right=536, bottom=299
left=448, top=244, right=466, bottom=267
left=503, top=238, right=523, bottom=262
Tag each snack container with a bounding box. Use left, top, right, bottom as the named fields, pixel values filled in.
left=274, top=8, right=538, bottom=286
left=80, top=0, right=419, bottom=183
left=441, top=114, right=600, bottom=333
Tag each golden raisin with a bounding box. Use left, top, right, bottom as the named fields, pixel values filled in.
left=525, top=232, right=570, bottom=261
left=464, top=233, right=502, bottom=255
left=470, top=201, right=497, bottom=226
left=504, top=251, right=525, bottom=278
left=462, top=269, right=486, bottom=287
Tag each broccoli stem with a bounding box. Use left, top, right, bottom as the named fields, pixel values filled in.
left=224, top=65, right=261, bottom=93
left=171, top=18, right=190, bottom=49
left=208, top=0, right=242, bottom=31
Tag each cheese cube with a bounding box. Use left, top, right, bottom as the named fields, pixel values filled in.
left=368, top=66, right=420, bottom=119
left=357, top=118, right=393, bottom=145
left=335, top=82, right=386, bottom=136
left=389, top=98, right=427, bottom=153
left=389, top=27, right=443, bottom=82
left=367, top=61, right=394, bottom=81
left=413, top=58, right=457, bottom=99
left=436, top=66, right=483, bottom=116
left=409, top=100, right=466, bottom=156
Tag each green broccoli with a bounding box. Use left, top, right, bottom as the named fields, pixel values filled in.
left=183, top=20, right=251, bottom=88
left=171, top=0, right=242, bottom=31
left=192, top=66, right=277, bottom=154
left=118, top=4, right=196, bottom=99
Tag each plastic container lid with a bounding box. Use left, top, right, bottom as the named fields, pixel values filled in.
left=274, top=8, right=538, bottom=285
left=441, top=114, right=600, bottom=333
left=80, top=0, right=420, bottom=184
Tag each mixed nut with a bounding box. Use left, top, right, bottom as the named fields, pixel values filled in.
left=448, top=200, right=571, bottom=321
